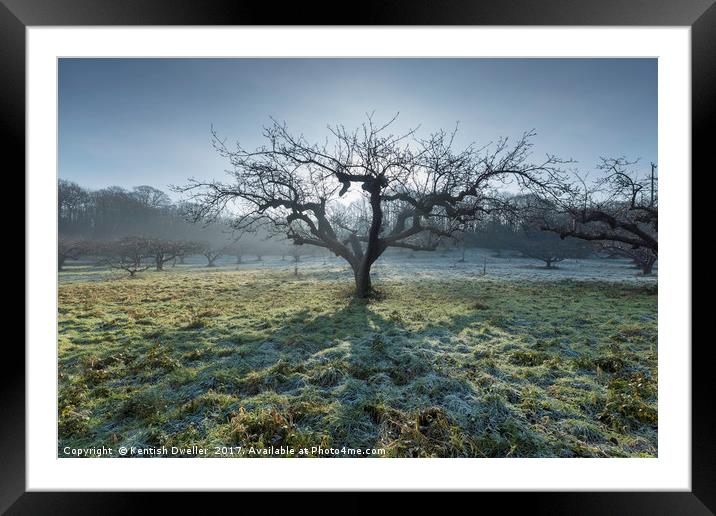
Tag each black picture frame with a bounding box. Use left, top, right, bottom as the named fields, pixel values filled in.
left=5, top=0, right=710, bottom=512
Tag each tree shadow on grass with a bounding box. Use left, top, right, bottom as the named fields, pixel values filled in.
left=64, top=280, right=656, bottom=458
left=172, top=295, right=550, bottom=457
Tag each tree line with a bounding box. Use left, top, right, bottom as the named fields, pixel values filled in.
left=58, top=181, right=311, bottom=273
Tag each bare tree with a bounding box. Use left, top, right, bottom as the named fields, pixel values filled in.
left=542, top=158, right=657, bottom=255
left=290, top=245, right=304, bottom=263
left=177, top=116, right=566, bottom=298
left=99, top=237, right=151, bottom=277
left=224, top=239, right=245, bottom=265
left=147, top=238, right=182, bottom=271
left=506, top=193, right=590, bottom=268
left=58, top=236, right=90, bottom=271
left=174, top=240, right=203, bottom=265
left=598, top=241, right=657, bottom=275
left=451, top=229, right=472, bottom=263
left=199, top=242, right=225, bottom=267
left=515, top=228, right=587, bottom=269
left=288, top=244, right=306, bottom=276
left=131, top=185, right=172, bottom=211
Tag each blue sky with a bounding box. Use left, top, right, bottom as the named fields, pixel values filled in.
left=59, top=58, right=657, bottom=194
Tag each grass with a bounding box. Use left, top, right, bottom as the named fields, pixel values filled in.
left=58, top=267, right=657, bottom=457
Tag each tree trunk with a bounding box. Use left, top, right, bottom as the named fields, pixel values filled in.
left=545, top=258, right=553, bottom=268
left=354, top=265, right=372, bottom=298
left=156, top=255, right=164, bottom=271
left=353, top=180, right=383, bottom=298
left=641, top=261, right=655, bottom=275
left=58, top=255, right=66, bottom=272
left=179, top=255, right=185, bottom=264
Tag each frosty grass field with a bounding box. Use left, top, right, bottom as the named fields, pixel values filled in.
left=58, top=250, right=657, bottom=458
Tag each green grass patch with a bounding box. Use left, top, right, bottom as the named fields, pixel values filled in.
left=58, top=268, right=657, bottom=457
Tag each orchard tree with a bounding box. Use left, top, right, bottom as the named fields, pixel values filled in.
left=224, top=239, right=245, bottom=265
left=541, top=158, right=657, bottom=255
left=252, top=240, right=268, bottom=261
left=147, top=238, right=182, bottom=271
left=100, top=237, right=151, bottom=277
left=176, top=240, right=204, bottom=264
left=290, top=244, right=304, bottom=263
left=451, top=226, right=477, bottom=263
left=58, top=236, right=90, bottom=271
left=199, top=242, right=225, bottom=267
left=178, top=116, right=566, bottom=298
left=509, top=193, right=590, bottom=268
left=599, top=241, right=657, bottom=275
left=515, top=228, right=587, bottom=269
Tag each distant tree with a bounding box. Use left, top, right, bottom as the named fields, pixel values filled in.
left=287, top=245, right=305, bottom=275
left=290, top=245, right=303, bottom=263
left=515, top=228, right=586, bottom=269
left=171, top=240, right=190, bottom=264
left=599, top=241, right=657, bottom=275
left=58, top=236, right=90, bottom=271
left=249, top=234, right=278, bottom=262
left=199, top=242, right=224, bottom=267
left=469, top=206, right=521, bottom=258
left=131, top=185, right=172, bottom=210
left=452, top=230, right=470, bottom=263
left=224, top=240, right=245, bottom=265
left=173, top=240, right=203, bottom=264
left=506, top=193, right=589, bottom=268
left=147, top=238, right=182, bottom=271
left=100, top=237, right=151, bottom=277
left=58, top=180, right=91, bottom=234
left=178, top=116, right=566, bottom=297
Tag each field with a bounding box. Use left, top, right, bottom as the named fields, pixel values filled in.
left=58, top=252, right=658, bottom=458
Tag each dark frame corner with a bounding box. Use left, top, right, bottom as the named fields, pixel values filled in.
left=6, top=0, right=712, bottom=513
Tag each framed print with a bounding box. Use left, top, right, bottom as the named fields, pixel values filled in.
left=5, top=0, right=712, bottom=512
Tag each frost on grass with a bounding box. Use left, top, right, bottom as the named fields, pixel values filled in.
left=58, top=260, right=657, bottom=458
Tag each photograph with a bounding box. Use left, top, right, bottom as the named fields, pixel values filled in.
left=56, top=57, right=658, bottom=459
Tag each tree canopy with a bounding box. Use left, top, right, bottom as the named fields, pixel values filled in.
left=178, top=115, right=569, bottom=297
